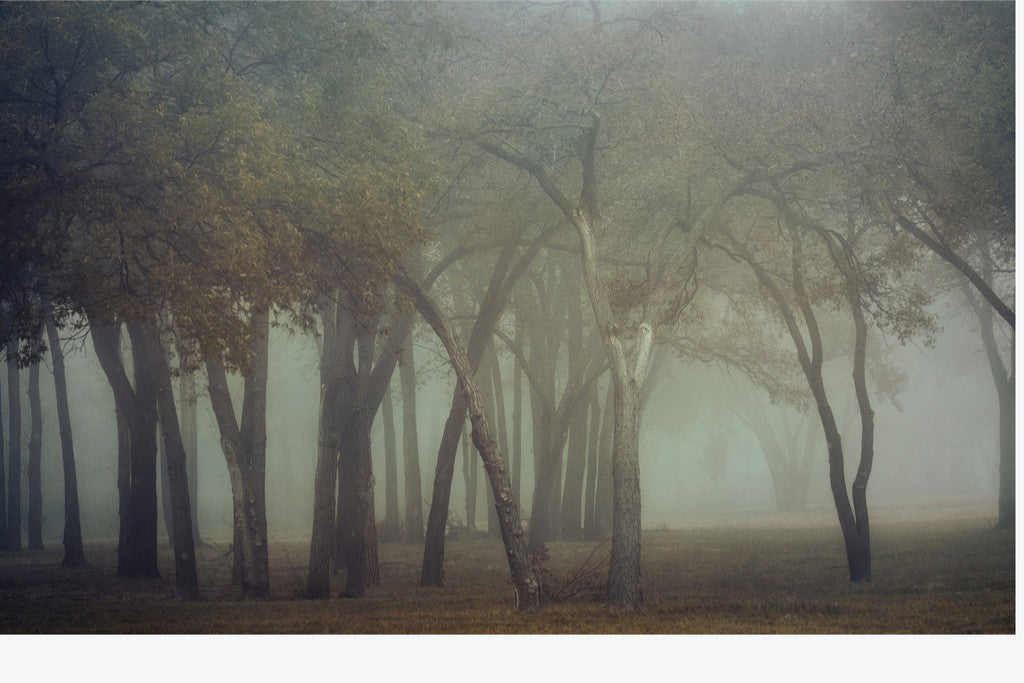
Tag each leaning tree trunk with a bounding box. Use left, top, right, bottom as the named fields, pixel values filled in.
left=511, top=317, right=524, bottom=510
left=462, top=422, right=477, bottom=533
left=846, top=278, right=874, bottom=582
left=44, top=318, right=85, bottom=567
left=486, top=347, right=510, bottom=537
left=6, top=339, right=22, bottom=551
left=27, top=357, right=43, bottom=550
left=396, top=270, right=541, bottom=610
left=399, top=341, right=424, bottom=543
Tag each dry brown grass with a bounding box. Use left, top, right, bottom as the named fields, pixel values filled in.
left=0, top=515, right=1013, bottom=633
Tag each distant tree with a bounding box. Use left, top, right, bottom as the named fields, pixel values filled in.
left=5, top=339, right=21, bottom=550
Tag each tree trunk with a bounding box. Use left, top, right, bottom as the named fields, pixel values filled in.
left=511, top=317, right=524, bottom=511
left=341, top=404, right=380, bottom=596
left=206, top=310, right=271, bottom=598
left=420, top=389, right=467, bottom=585
left=137, top=322, right=198, bottom=599
left=996, top=375, right=1014, bottom=528
left=560, top=393, right=589, bottom=540
left=158, top=424, right=174, bottom=547
left=400, top=341, right=424, bottom=543
left=44, top=318, right=85, bottom=567
left=6, top=339, right=21, bottom=551
left=487, top=348, right=509, bottom=537
left=396, top=270, right=541, bottom=609
left=582, top=382, right=601, bottom=538
left=605, top=379, right=644, bottom=607
left=92, top=320, right=160, bottom=578
left=462, top=422, right=477, bottom=532
left=27, top=356, right=43, bottom=550
left=178, top=369, right=202, bottom=545
left=591, top=380, right=615, bottom=539
left=0, top=335, right=8, bottom=550
left=380, top=384, right=401, bottom=542
left=847, top=280, right=874, bottom=582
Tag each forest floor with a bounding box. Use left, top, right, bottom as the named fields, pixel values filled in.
left=0, top=510, right=1014, bottom=634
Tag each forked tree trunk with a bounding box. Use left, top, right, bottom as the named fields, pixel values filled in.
left=206, top=310, right=271, bottom=598
left=44, top=318, right=85, bottom=567
left=396, top=270, right=541, bottom=610
left=399, top=342, right=424, bottom=543
left=6, top=339, right=21, bottom=551
left=27, top=357, right=43, bottom=550
left=92, top=320, right=160, bottom=578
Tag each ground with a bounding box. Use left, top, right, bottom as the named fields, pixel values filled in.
left=0, top=508, right=1013, bottom=634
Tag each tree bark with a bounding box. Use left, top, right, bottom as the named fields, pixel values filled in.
left=92, top=320, right=160, bottom=578
left=137, top=322, right=199, bottom=599
left=560, top=391, right=589, bottom=540
left=591, top=380, right=614, bottom=539
left=396, top=270, right=541, bottom=609
left=462, top=420, right=477, bottom=532
left=44, top=318, right=85, bottom=567
left=6, top=339, right=21, bottom=551
left=380, top=384, right=401, bottom=542
left=399, top=341, right=424, bottom=543
left=178, top=369, right=202, bottom=545
left=582, top=382, right=601, bottom=537
left=27, top=355, right=43, bottom=550
left=511, top=316, right=524, bottom=510
left=487, top=347, right=509, bottom=537
left=206, top=310, right=271, bottom=598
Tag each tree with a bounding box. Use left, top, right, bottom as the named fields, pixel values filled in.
left=5, top=339, right=21, bottom=550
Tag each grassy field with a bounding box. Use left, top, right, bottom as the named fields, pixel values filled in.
left=0, top=513, right=1013, bottom=634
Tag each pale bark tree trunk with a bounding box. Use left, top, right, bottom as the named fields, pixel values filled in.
left=44, top=318, right=85, bottom=567
left=396, top=270, right=541, bottom=609
left=582, top=382, right=601, bottom=537
left=206, top=309, right=271, bottom=598
left=27, top=355, right=43, bottom=550
left=399, top=341, right=424, bottom=543
left=487, top=347, right=509, bottom=537
left=560, top=393, right=589, bottom=540
left=6, top=339, right=21, bottom=551
left=462, top=421, right=477, bottom=532
left=511, top=316, right=524, bottom=510
left=380, top=384, right=401, bottom=542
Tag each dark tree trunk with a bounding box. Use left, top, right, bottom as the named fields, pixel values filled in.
left=380, top=384, right=401, bottom=542
left=0, top=337, right=8, bottom=550
left=6, top=339, right=21, bottom=551
left=996, top=376, right=1014, bottom=528
left=341, top=404, right=380, bottom=597
left=847, top=279, right=874, bottom=582
left=307, top=296, right=347, bottom=598
left=27, top=357, right=43, bottom=550
left=399, top=341, right=424, bottom=543
left=159, top=426, right=174, bottom=547
left=137, top=322, right=198, bottom=599
left=207, top=310, right=271, bottom=598
left=114, top=403, right=130, bottom=574
left=605, top=380, right=644, bottom=608
left=44, top=318, right=85, bottom=567
left=178, top=370, right=202, bottom=545
left=92, top=320, right=161, bottom=579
